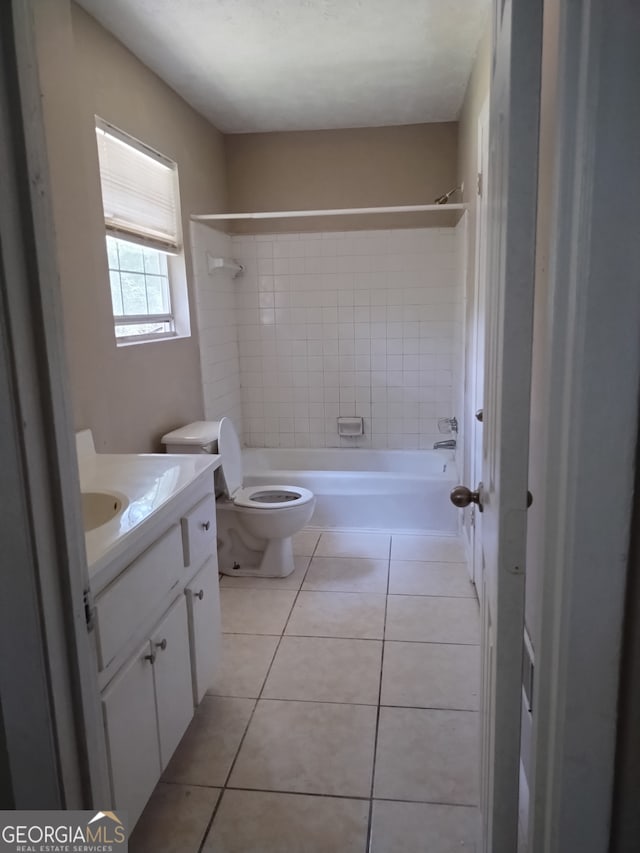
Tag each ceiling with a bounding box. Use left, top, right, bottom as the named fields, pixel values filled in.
left=76, top=0, right=490, bottom=134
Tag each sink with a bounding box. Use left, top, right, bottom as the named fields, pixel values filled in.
left=81, top=491, right=128, bottom=531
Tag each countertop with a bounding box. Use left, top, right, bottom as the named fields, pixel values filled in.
left=77, top=431, right=221, bottom=585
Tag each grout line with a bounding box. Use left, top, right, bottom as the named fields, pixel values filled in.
left=378, top=703, right=479, bottom=714
left=198, top=534, right=322, bottom=853
left=160, top=778, right=479, bottom=810
left=196, top=785, right=225, bottom=852
left=365, top=534, right=392, bottom=853
left=224, top=785, right=370, bottom=802
left=222, top=784, right=479, bottom=810
left=221, top=631, right=479, bottom=646
left=198, top=532, right=322, bottom=850
left=204, top=696, right=478, bottom=714
left=370, top=794, right=479, bottom=808
left=222, top=629, right=479, bottom=643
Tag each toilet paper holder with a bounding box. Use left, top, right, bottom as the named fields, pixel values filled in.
left=337, top=417, right=364, bottom=437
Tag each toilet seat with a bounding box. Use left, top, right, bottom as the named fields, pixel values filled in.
left=233, top=484, right=314, bottom=510
left=216, top=418, right=313, bottom=511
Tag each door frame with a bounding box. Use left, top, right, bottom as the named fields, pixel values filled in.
left=0, top=0, right=109, bottom=807
left=528, top=0, right=640, bottom=849
left=469, top=95, right=490, bottom=593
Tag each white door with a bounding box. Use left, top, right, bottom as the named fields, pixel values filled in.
left=101, top=640, right=160, bottom=823
left=470, top=97, right=490, bottom=597
left=186, top=556, right=222, bottom=705
left=152, top=596, right=195, bottom=768
left=477, top=1, right=542, bottom=850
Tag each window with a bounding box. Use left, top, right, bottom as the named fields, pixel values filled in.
left=107, top=236, right=173, bottom=338
left=95, top=119, right=183, bottom=342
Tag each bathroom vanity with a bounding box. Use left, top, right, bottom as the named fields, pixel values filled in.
left=77, top=431, right=222, bottom=826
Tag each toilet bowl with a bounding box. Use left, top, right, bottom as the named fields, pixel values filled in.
left=161, top=419, right=315, bottom=578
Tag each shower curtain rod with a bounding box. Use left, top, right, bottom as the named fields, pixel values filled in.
left=191, top=203, right=467, bottom=222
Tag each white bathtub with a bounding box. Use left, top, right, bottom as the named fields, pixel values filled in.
left=243, top=448, right=460, bottom=534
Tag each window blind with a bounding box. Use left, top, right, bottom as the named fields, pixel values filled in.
left=95, top=121, right=181, bottom=253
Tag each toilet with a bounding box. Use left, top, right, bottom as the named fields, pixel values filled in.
left=161, top=419, right=315, bottom=578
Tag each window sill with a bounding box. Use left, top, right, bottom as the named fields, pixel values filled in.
left=115, top=330, right=191, bottom=348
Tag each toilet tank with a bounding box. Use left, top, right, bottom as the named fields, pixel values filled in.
left=164, top=441, right=216, bottom=454
left=161, top=421, right=220, bottom=455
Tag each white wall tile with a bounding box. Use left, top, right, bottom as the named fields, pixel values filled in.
left=229, top=227, right=463, bottom=450
left=191, top=223, right=244, bottom=440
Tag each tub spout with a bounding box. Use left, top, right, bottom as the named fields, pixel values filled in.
left=433, top=439, right=457, bottom=450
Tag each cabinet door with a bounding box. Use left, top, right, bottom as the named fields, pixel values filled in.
left=151, top=596, right=194, bottom=768
left=185, top=556, right=222, bottom=705
left=102, top=640, right=160, bottom=826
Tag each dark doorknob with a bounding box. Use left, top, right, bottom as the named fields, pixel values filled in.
left=450, top=484, right=483, bottom=512
left=475, top=409, right=483, bottom=422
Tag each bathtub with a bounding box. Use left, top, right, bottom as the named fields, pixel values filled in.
left=242, top=448, right=459, bottom=534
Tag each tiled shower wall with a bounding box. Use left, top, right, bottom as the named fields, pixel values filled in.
left=191, top=222, right=243, bottom=437
left=231, top=227, right=464, bottom=449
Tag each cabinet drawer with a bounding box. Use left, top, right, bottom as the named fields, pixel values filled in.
left=95, top=526, right=182, bottom=670
left=185, top=556, right=221, bottom=705
left=181, top=494, right=216, bottom=569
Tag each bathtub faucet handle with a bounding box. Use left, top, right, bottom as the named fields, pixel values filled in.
left=438, top=416, right=458, bottom=435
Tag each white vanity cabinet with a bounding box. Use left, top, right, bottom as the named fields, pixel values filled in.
left=101, top=596, right=195, bottom=826
left=93, top=480, right=221, bottom=828
left=185, top=556, right=221, bottom=704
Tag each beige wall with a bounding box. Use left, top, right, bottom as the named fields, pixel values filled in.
left=33, top=2, right=227, bottom=452
left=456, top=27, right=491, bottom=534
left=457, top=28, right=491, bottom=262
left=224, top=124, right=459, bottom=233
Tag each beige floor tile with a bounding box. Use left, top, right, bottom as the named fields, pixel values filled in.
left=263, top=636, right=382, bottom=704
left=130, top=783, right=220, bottom=853
left=229, top=699, right=377, bottom=797
left=316, top=531, right=391, bottom=559
left=220, top=589, right=297, bottom=635
left=391, top=535, right=466, bottom=562
left=386, top=595, right=480, bottom=644
left=292, top=529, right=322, bottom=556
left=389, top=560, right=475, bottom=597
left=162, top=696, right=254, bottom=787
left=203, top=790, right=369, bottom=853
left=370, top=800, right=479, bottom=853
left=303, top=556, right=389, bottom=593
left=286, top=591, right=386, bottom=640
left=219, top=555, right=311, bottom=590
left=374, top=707, right=479, bottom=805
left=381, top=642, right=480, bottom=710
left=209, top=634, right=280, bottom=698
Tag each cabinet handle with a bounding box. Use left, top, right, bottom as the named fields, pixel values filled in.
left=155, top=638, right=168, bottom=651
left=202, top=521, right=211, bottom=531
left=144, top=652, right=156, bottom=664
left=196, top=589, right=204, bottom=601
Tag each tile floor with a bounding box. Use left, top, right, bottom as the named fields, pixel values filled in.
left=130, top=529, right=481, bottom=852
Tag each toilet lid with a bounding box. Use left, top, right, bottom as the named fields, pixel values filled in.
left=217, top=417, right=243, bottom=498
